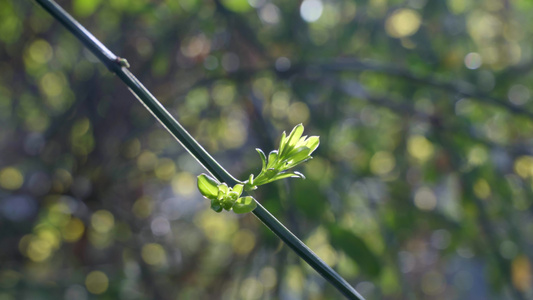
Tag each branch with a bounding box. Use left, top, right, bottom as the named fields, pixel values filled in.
left=293, top=58, right=533, bottom=120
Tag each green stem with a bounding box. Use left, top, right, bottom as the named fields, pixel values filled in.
left=32, top=1, right=365, bottom=299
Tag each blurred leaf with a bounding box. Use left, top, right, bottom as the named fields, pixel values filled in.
left=220, top=0, right=252, bottom=13
left=293, top=180, right=324, bottom=218
left=73, top=0, right=102, bottom=17
left=328, top=224, right=381, bottom=278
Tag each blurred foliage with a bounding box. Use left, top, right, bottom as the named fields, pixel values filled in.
left=2, top=0, right=533, bottom=299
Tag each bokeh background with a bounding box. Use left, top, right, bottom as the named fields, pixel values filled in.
left=2, top=0, right=533, bottom=299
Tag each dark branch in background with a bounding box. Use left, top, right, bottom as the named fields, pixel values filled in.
left=212, top=0, right=271, bottom=65
left=501, top=60, right=533, bottom=78
left=179, top=64, right=533, bottom=161
left=183, top=56, right=533, bottom=122
left=32, top=0, right=365, bottom=299
left=291, top=58, right=533, bottom=120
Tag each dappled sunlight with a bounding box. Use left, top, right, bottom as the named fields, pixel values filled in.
left=300, top=0, right=323, bottom=23
left=370, top=151, right=395, bottom=176
left=85, top=271, right=109, bottom=295
left=62, top=217, right=85, bottom=242
left=385, top=9, right=421, bottom=38
left=0, top=167, right=23, bottom=190
left=408, top=135, right=434, bottom=163
left=2, top=0, right=533, bottom=298
left=414, top=187, right=437, bottom=211
left=91, top=210, right=114, bottom=233
left=142, top=243, right=167, bottom=267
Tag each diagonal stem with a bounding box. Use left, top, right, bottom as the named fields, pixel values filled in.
left=32, top=0, right=365, bottom=299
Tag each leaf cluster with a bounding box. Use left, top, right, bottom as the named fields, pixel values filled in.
left=197, top=174, right=257, bottom=214
left=196, top=124, right=319, bottom=214
left=245, top=124, right=320, bottom=191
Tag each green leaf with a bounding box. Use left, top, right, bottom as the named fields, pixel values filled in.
left=305, top=136, right=320, bottom=154
left=295, top=135, right=308, bottom=148
left=228, top=190, right=240, bottom=201
left=210, top=198, right=223, bottom=212
left=232, top=184, right=244, bottom=196
left=266, top=150, right=279, bottom=169
left=197, top=174, right=219, bottom=200
left=253, top=170, right=277, bottom=186
left=256, top=148, right=267, bottom=172
left=283, top=146, right=312, bottom=170
left=285, top=157, right=312, bottom=170
left=287, top=146, right=311, bottom=161
left=286, top=124, right=304, bottom=148
left=217, top=183, right=229, bottom=200
left=256, top=169, right=278, bottom=185
left=244, top=174, right=257, bottom=191
left=328, top=224, right=381, bottom=278
left=278, top=131, right=287, bottom=156
left=248, top=174, right=254, bottom=185
left=222, top=197, right=234, bottom=210
left=233, top=196, right=257, bottom=214
left=268, top=171, right=305, bottom=182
